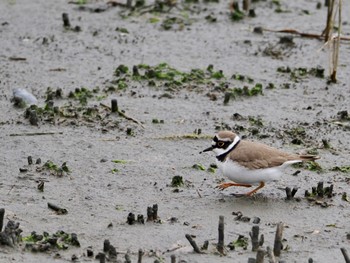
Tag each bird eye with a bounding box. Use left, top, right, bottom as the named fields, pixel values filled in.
left=217, top=142, right=225, bottom=147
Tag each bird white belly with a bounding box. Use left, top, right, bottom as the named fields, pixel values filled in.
left=217, top=159, right=283, bottom=185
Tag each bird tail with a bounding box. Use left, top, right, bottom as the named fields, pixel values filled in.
left=299, top=155, right=320, bottom=161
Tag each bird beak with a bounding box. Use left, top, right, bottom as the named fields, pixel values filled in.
left=199, top=146, right=214, bottom=154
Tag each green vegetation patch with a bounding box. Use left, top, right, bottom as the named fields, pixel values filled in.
left=22, top=230, right=80, bottom=252
left=111, top=63, right=265, bottom=102
left=171, top=175, right=184, bottom=187
left=331, top=166, right=350, bottom=173
left=277, top=66, right=325, bottom=82
left=228, top=235, right=249, bottom=250
left=43, top=160, right=70, bottom=176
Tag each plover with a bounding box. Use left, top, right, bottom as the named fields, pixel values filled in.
left=201, top=131, right=320, bottom=196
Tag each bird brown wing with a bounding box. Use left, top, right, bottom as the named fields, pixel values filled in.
left=227, top=140, right=302, bottom=169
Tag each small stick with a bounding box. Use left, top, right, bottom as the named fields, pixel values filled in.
left=273, top=222, right=284, bottom=257
left=127, top=212, right=135, bottom=225
left=47, top=202, right=68, bottom=214
left=217, top=215, right=225, bottom=254
left=341, top=247, right=350, bottom=263
left=62, top=13, right=71, bottom=28
left=125, top=251, right=131, bottom=263
left=138, top=249, right=143, bottom=263
left=29, top=110, right=39, bottom=126
left=171, top=254, right=176, bottom=263
left=323, top=0, right=334, bottom=42
left=250, top=225, right=260, bottom=251
left=103, top=239, right=110, bottom=252
left=147, top=206, right=154, bottom=221
left=317, top=181, right=324, bottom=197
left=152, top=204, right=158, bottom=219
left=137, top=214, right=144, bottom=224
left=262, top=28, right=350, bottom=41
left=267, top=246, right=276, bottom=263
left=259, top=234, right=264, bottom=247
left=256, top=248, right=265, bottom=263
left=7, top=185, right=15, bottom=195
left=0, top=208, right=5, bottom=232
left=243, top=0, right=250, bottom=12
left=328, top=184, right=334, bottom=198
left=9, top=57, right=27, bottom=61
left=185, top=234, right=202, bottom=253
left=291, top=187, right=298, bottom=197
left=202, top=240, right=209, bottom=250
left=100, top=103, right=144, bottom=128
left=285, top=187, right=292, bottom=200
left=9, top=131, right=63, bottom=136
left=111, top=99, right=118, bottom=113
left=28, top=156, right=33, bottom=165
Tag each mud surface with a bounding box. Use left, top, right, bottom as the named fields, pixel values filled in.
left=1, top=0, right=350, bottom=262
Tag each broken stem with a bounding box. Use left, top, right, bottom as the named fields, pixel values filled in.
left=100, top=103, right=144, bottom=128
left=0, top=208, right=5, bottom=232
left=185, top=234, right=202, bottom=253
left=217, top=215, right=225, bottom=254
left=273, top=222, right=284, bottom=257
left=341, top=247, right=350, bottom=263
left=250, top=225, right=260, bottom=251
left=256, top=248, right=265, bottom=263
left=267, top=246, right=277, bottom=263
left=9, top=131, right=63, bottom=136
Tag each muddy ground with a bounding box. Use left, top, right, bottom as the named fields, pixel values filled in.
left=1, top=0, right=350, bottom=262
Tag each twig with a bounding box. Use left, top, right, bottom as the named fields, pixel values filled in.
left=317, top=181, right=324, bottom=197
left=323, top=0, right=335, bottom=42
left=185, top=234, right=202, bottom=253
left=330, top=0, right=341, bottom=82
left=243, top=0, right=250, bottom=12
left=7, top=185, right=15, bottom=195
left=171, top=254, right=176, bottom=263
left=273, top=222, right=284, bottom=257
left=0, top=208, right=5, bottom=232
left=9, top=131, right=63, bottom=136
left=100, top=103, right=144, bottom=128
left=9, top=57, right=27, bottom=61
left=62, top=13, right=71, bottom=28
left=111, top=99, right=118, bottom=113
left=158, top=134, right=212, bottom=140
left=262, top=28, right=350, bottom=41
left=217, top=215, right=225, bottom=254
left=47, top=202, right=68, bottom=215
left=137, top=248, right=143, bottom=263
left=341, top=247, right=350, bottom=263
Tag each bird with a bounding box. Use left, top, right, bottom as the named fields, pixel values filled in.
left=200, top=131, right=320, bottom=196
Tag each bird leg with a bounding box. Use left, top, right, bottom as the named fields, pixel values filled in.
left=217, top=182, right=252, bottom=190
left=244, top=182, right=265, bottom=196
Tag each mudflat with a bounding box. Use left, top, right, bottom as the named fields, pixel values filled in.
left=1, top=1, right=350, bottom=262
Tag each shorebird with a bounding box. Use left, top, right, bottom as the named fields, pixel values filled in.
left=201, top=131, right=320, bottom=196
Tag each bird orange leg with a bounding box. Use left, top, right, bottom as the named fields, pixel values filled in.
left=244, top=182, right=265, bottom=196
left=217, top=182, right=252, bottom=190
